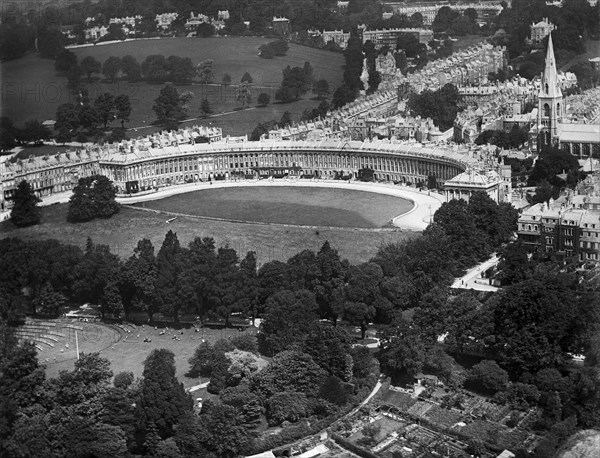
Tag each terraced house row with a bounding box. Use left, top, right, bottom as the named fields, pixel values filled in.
left=1, top=125, right=500, bottom=212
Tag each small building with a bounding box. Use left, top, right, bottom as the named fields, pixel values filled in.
left=84, top=25, right=109, bottom=41
left=528, top=18, right=555, bottom=45
left=185, top=12, right=210, bottom=29
left=361, top=27, right=433, bottom=50
left=444, top=169, right=503, bottom=203
left=155, top=12, right=178, bottom=30
left=272, top=17, right=290, bottom=36
left=321, top=29, right=351, bottom=49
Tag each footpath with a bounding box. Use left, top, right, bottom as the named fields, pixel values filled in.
left=450, top=253, right=500, bottom=292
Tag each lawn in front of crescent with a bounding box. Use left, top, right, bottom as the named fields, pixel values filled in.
left=135, top=186, right=414, bottom=228
left=0, top=198, right=418, bottom=266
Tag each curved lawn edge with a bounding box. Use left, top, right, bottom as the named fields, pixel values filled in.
left=117, top=180, right=444, bottom=231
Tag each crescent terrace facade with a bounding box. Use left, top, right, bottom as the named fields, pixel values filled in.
left=96, top=138, right=484, bottom=194
left=1, top=125, right=498, bottom=214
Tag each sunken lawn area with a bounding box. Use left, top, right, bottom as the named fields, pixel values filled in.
left=134, top=187, right=413, bottom=228
left=2, top=37, right=344, bottom=134
left=0, top=201, right=418, bottom=265
left=41, top=321, right=258, bottom=390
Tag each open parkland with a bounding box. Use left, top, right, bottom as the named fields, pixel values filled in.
left=3, top=179, right=439, bottom=385
left=2, top=36, right=345, bottom=136
left=0, top=180, right=439, bottom=264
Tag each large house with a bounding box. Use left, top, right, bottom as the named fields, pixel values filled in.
left=517, top=192, right=600, bottom=263
left=527, top=18, right=555, bottom=45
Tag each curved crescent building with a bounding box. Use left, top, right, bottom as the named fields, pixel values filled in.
left=1, top=128, right=504, bottom=217
left=97, top=138, right=483, bottom=194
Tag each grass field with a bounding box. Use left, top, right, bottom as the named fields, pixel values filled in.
left=452, top=35, right=486, bottom=51
left=0, top=201, right=417, bottom=265
left=1, top=37, right=344, bottom=135
left=136, top=187, right=413, bottom=228
left=41, top=320, right=258, bottom=389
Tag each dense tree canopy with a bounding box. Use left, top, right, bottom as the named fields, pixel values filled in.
left=10, top=180, right=41, bottom=227
left=407, top=83, right=460, bottom=131
left=67, top=174, right=120, bottom=222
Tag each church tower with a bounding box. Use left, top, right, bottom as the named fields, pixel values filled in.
left=538, top=34, right=562, bottom=149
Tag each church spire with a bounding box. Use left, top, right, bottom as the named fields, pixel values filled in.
left=541, top=33, right=561, bottom=98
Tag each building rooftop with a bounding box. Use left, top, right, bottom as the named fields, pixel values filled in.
left=559, top=123, right=600, bottom=143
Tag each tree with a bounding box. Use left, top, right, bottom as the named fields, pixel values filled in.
left=102, top=278, right=124, bottom=318
left=332, top=84, right=357, bottom=109
left=197, top=401, right=253, bottom=456
left=55, top=103, right=79, bottom=137
left=250, top=350, right=326, bottom=399
left=105, top=23, right=126, bottom=41
left=38, top=29, right=64, bottom=59
left=433, top=198, right=492, bottom=268
left=142, top=55, right=169, bottom=83
left=225, top=349, right=264, bottom=386
left=467, top=360, right=509, bottom=394
left=396, top=33, right=420, bottom=58
left=20, top=119, right=50, bottom=145
left=219, top=386, right=263, bottom=428
left=178, top=91, right=194, bottom=116
left=275, top=65, right=312, bottom=102
left=67, top=175, right=119, bottom=222
left=78, top=104, right=99, bottom=132
left=137, top=349, right=192, bottom=439
left=153, top=85, right=185, bottom=129
left=120, top=55, right=141, bottom=81
left=168, top=56, right=195, bottom=83
left=200, top=98, right=211, bottom=116
left=492, top=270, right=597, bottom=375
left=408, top=83, right=460, bottom=131
left=258, top=44, right=274, bottom=59
left=196, top=59, right=214, bottom=84
left=258, top=290, right=320, bottom=356
left=155, top=230, right=183, bottom=323
left=94, top=93, right=115, bottom=129
left=113, top=371, right=134, bottom=389
left=304, top=324, right=353, bottom=381
left=123, top=238, right=157, bottom=322
left=241, top=72, right=253, bottom=83
left=279, top=111, right=292, bottom=127
left=528, top=146, right=581, bottom=189
left=102, top=56, right=121, bottom=81
left=80, top=56, right=101, bottom=81
left=378, top=317, right=428, bottom=379
left=114, top=95, right=131, bottom=129
left=343, top=34, right=364, bottom=92
left=10, top=180, right=41, bottom=227
left=266, top=391, right=309, bottom=426
left=72, top=239, right=121, bottom=315
left=257, top=92, right=270, bottom=106
left=313, top=79, right=330, bottom=100
left=359, top=423, right=381, bottom=447
left=222, top=73, right=231, bottom=86
left=55, top=49, right=77, bottom=74
left=196, top=22, right=216, bottom=38
left=250, top=120, right=277, bottom=141
left=0, top=117, right=18, bottom=151
left=236, top=82, right=252, bottom=110
left=66, top=64, right=83, bottom=88
left=32, top=283, right=66, bottom=316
